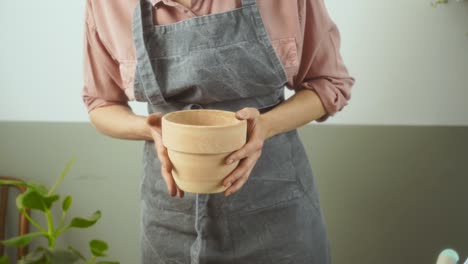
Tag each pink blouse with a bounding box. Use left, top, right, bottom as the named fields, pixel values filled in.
left=82, top=0, right=355, bottom=122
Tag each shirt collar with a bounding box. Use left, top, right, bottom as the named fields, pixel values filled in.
left=151, top=0, right=191, bottom=7
left=150, top=0, right=164, bottom=6
left=150, top=0, right=197, bottom=17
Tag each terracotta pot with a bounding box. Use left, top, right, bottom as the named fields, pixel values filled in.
left=162, top=109, right=247, bottom=194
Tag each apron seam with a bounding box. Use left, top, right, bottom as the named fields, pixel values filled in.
left=141, top=224, right=168, bottom=263
left=249, top=5, right=288, bottom=84
left=147, top=40, right=252, bottom=59
left=151, top=6, right=247, bottom=32
left=150, top=204, right=195, bottom=215
left=225, top=216, right=238, bottom=264
left=290, top=130, right=322, bottom=217
left=224, top=191, right=305, bottom=217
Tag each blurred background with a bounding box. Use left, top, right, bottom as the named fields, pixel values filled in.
left=1, top=0, right=467, bottom=263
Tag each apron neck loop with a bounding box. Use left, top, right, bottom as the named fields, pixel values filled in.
left=133, top=0, right=169, bottom=105
left=138, top=0, right=257, bottom=30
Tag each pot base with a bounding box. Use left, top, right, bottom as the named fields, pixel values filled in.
left=168, top=150, right=239, bottom=194
left=173, top=177, right=228, bottom=194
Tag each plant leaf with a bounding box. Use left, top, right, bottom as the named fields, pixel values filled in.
left=0, top=255, right=10, bottom=264
left=67, top=245, right=87, bottom=261
left=96, top=261, right=120, bottom=264
left=27, top=182, right=49, bottom=196
left=62, top=196, right=72, bottom=212
left=47, top=248, right=81, bottom=264
left=20, top=247, right=82, bottom=264
left=0, top=180, right=47, bottom=196
left=20, top=247, right=48, bottom=264
left=90, top=239, right=109, bottom=257
left=48, top=157, right=76, bottom=195
left=1, top=232, right=44, bottom=247
left=21, top=190, right=59, bottom=212
left=0, top=180, right=28, bottom=188
left=16, top=192, right=26, bottom=210
left=67, top=210, right=101, bottom=229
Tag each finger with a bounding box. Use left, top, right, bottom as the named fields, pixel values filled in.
left=152, top=128, right=177, bottom=197
left=239, top=108, right=260, bottom=137
left=223, top=159, right=250, bottom=187
left=156, top=144, right=173, bottom=171
left=225, top=165, right=255, bottom=196
left=161, top=166, right=177, bottom=196
left=225, top=138, right=263, bottom=165
left=235, top=107, right=260, bottom=121
left=147, top=112, right=164, bottom=135
left=148, top=113, right=178, bottom=197
left=176, top=184, right=184, bottom=198
left=224, top=169, right=252, bottom=197
left=223, top=152, right=260, bottom=187
left=153, top=129, right=172, bottom=167
left=225, top=110, right=263, bottom=165
left=178, top=187, right=184, bottom=198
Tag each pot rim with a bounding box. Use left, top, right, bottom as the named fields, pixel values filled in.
left=162, top=109, right=246, bottom=129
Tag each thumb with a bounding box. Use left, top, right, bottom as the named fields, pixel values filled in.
left=147, top=112, right=164, bottom=135
left=235, top=107, right=259, bottom=120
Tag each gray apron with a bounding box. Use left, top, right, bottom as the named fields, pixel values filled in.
left=132, top=0, right=331, bottom=263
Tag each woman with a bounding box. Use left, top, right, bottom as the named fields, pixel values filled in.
left=82, top=0, right=355, bottom=263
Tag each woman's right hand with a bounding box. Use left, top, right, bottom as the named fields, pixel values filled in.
left=147, top=113, right=184, bottom=198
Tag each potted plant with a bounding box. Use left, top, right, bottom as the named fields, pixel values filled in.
left=0, top=158, right=119, bottom=264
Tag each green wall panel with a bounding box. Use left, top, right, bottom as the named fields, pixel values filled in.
left=1, top=122, right=467, bottom=263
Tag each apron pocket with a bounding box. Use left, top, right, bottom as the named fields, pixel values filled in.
left=223, top=130, right=304, bottom=215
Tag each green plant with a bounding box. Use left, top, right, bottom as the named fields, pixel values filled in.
left=0, top=158, right=119, bottom=264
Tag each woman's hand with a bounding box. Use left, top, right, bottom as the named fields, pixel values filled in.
left=222, top=107, right=270, bottom=197
left=147, top=113, right=184, bottom=198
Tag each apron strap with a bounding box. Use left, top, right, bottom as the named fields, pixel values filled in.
left=133, top=0, right=168, bottom=105
left=241, top=0, right=257, bottom=6
left=139, top=0, right=155, bottom=29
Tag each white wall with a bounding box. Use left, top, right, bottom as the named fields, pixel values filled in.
left=0, top=0, right=467, bottom=125
left=324, top=0, right=468, bottom=126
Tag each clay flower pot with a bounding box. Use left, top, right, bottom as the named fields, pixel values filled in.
left=162, top=109, right=247, bottom=194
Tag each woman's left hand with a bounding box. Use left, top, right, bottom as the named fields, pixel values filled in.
left=222, top=107, right=269, bottom=197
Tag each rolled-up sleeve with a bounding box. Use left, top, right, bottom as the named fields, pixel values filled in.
left=294, top=0, right=355, bottom=122
left=82, top=0, right=129, bottom=113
